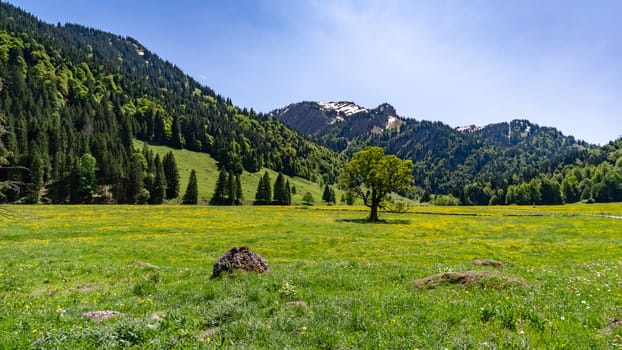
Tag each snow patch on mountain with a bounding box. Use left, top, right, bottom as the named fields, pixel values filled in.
left=386, top=116, right=401, bottom=130
left=457, top=125, right=483, bottom=133
left=318, top=101, right=367, bottom=117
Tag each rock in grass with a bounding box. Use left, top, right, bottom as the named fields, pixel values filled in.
left=211, top=246, right=271, bottom=278
left=82, top=310, right=122, bottom=322
left=286, top=301, right=308, bottom=308
left=608, top=317, right=622, bottom=327
left=413, top=271, right=528, bottom=290
left=471, top=258, right=504, bottom=268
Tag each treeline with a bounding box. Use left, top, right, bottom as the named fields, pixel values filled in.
left=453, top=139, right=622, bottom=205
left=348, top=120, right=591, bottom=196
left=0, top=3, right=342, bottom=203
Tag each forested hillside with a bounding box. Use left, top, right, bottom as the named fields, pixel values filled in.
left=274, top=101, right=598, bottom=196
left=465, top=137, right=622, bottom=206
left=0, top=3, right=341, bottom=203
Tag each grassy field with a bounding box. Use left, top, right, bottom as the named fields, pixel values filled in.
left=1, top=203, right=621, bottom=349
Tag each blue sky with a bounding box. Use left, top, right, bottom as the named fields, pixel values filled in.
left=9, top=0, right=622, bottom=144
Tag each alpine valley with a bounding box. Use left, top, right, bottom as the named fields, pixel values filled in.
left=1, top=2, right=621, bottom=205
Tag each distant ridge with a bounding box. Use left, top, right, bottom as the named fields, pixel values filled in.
left=273, top=101, right=592, bottom=194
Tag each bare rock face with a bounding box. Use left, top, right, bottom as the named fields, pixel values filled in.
left=211, top=246, right=271, bottom=278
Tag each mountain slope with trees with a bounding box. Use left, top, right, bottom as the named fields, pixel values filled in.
left=273, top=101, right=595, bottom=196
left=0, top=3, right=342, bottom=203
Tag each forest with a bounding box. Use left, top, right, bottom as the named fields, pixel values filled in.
left=0, top=3, right=341, bottom=204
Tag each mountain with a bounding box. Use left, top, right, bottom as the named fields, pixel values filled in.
left=273, top=101, right=594, bottom=194
left=0, top=3, right=342, bottom=203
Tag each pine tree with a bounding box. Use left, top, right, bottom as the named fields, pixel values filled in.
left=235, top=174, right=244, bottom=205
left=322, top=185, right=331, bottom=204
left=210, top=168, right=228, bottom=205
left=227, top=171, right=236, bottom=205
left=273, top=172, right=286, bottom=204
left=149, top=154, right=166, bottom=204
left=285, top=179, right=292, bottom=205
left=254, top=171, right=271, bottom=205
left=154, top=111, right=167, bottom=144
left=163, top=151, right=180, bottom=199
left=170, top=115, right=184, bottom=149
left=127, top=153, right=147, bottom=204
left=182, top=169, right=198, bottom=204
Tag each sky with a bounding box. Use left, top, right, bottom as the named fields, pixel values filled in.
left=8, top=0, right=622, bottom=145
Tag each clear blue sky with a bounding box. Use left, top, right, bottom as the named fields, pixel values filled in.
left=9, top=0, right=622, bottom=144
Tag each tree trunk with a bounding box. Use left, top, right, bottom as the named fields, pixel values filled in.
left=368, top=201, right=379, bottom=221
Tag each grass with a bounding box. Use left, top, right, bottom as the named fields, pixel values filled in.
left=135, top=140, right=343, bottom=205
left=0, top=203, right=621, bottom=348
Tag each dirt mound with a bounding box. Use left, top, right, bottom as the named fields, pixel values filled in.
left=471, top=258, right=504, bottom=268
left=211, top=246, right=271, bottom=278
left=413, top=271, right=528, bottom=290
left=82, top=310, right=122, bottom=321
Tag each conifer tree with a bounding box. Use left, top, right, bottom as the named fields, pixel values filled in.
left=254, top=171, right=271, bottom=205
left=285, top=179, right=292, bottom=205
left=170, top=115, right=184, bottom=149
left=182, top=169, right=198, bottom=204
left=227, top=171, right=236, bottom=205
left=322, top=185, right=332, bottom=204
left=127, top=153, right=147, bottom=204
left=149, top=154, right=166, bottom=204
left=273, top=172, right=287, bottom=204
left=235, top=174, right=244, bottom=205
left=210, top=168, right=228, bottom=205
left=163, top=151, right=180, bottom=199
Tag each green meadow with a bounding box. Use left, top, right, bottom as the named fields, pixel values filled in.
left=1, top=204, right=621, bottom=349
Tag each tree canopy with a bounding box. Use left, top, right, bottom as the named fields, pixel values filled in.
left=339, top=147, right=413, bottom=221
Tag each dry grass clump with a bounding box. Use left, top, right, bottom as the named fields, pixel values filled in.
left=413, top=270, right=528, bottom=290
left=471, top=258, right=504, bottom=268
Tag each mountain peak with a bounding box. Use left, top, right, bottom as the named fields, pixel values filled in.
left=272, top=101, right=401, bottom=136
left=317, top=101, right=367, bottom=117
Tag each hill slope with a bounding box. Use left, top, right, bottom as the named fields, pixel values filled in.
left=0, top=3, right=342, bottom=203
left=135, top=141, right=342, bottom=205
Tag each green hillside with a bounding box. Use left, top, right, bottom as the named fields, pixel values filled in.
left=0, top=3, right=342, bottom=204
left=135, top=141, right=342, bottom=205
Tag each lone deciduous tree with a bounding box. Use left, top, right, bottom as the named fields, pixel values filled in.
left=339, top=147, right=413, bottom=221
left=77, top=153, right=97, bottom=202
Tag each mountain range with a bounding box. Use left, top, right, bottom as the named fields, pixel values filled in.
left=0, top=2, right=620, bottom=204
left=272, top=101, right=592, bottom=194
